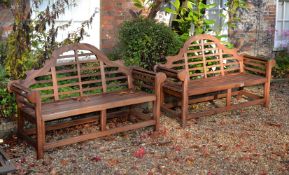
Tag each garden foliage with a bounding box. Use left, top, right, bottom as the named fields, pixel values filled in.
left=118, top=18, right=182, bottom=70
left=0, top=0, right=96, bottom=118
left=164, top=0, right=247, bottom=42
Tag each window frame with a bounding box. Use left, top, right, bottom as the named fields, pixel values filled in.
left=205, top=0, right=228, bottom=36
left=274, top=0, right=289, bottom=50
left=31, top=0, right=100, bottom=48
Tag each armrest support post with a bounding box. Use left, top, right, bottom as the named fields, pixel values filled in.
left=155, top=65, right=188, bottom=82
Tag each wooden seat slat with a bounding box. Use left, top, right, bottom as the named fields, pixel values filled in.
left=164, top=73, right=266, bottom=96
left=42, top=91, right=155, bottom=121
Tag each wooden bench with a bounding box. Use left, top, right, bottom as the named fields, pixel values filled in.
left=8, top=43, right=166, bottom=159
left=155, top=34, right=275, bottom=127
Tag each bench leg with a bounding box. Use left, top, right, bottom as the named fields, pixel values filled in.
left=226, top=88, right=232, bottom=110
left=100, top=110, right=107, bottom=131
left=36, top=121, right=45, bottom=159
left=181, top=95, right=188, bottom=128
left=153, top=100, right=160, bottom=132
left=264, top=82, right=270, bottom=108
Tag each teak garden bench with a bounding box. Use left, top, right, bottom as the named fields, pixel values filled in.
left=155, top=34, right=275, bottom=127
left=8, top=43, right=166, bottom=159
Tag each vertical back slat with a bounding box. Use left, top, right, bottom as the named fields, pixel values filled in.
left=100, top=61, right=107, bottom=93
left=201, top=40, right=207, bottom=78
left=219, top=49, right=225, bottom=76
left=184, top=53, right=189, bottom=74
left=74, top=50, right=83, bottom=96
left=51, top=67, right=59, bottom=101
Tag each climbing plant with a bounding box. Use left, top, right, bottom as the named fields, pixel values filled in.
left=226, top=0, right=247, bottom=29
left=164, top=0, right=216, bottom=41
left=0, top=0, right=96, bottom=118
left=164, top=0, right=247, bottom=41
left=4, top=0, right=97, bottom=79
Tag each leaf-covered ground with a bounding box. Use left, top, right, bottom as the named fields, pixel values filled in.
left=1, top=81, right=289, bottom=175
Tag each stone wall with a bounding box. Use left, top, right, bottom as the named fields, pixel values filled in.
left=231, top=0, right=276, bottom=57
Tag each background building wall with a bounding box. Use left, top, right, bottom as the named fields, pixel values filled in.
left=0, top=5, right=13, bottom=38
left=231, top=0, right=276, bottom=57
left=100, top=0, right=135, bottom=54
left=0, top=1, right=278, bottom=57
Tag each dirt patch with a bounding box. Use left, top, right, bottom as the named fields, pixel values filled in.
left=1, top=81, right=289, bottom=175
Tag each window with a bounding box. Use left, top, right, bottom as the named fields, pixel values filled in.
left=32, top=0, right=100, bottom=48
left=163, top=0, right=229, bottom=35
left=205, top=0, right=228, bottom=35
left=274, top=0, right=289, bottom=50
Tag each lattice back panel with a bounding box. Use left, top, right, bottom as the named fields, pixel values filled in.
left=169, top=36, right=241, bottom=80
left=29, top=47, right=129, bottom=102
left=30, top=71, right=54, bottom=102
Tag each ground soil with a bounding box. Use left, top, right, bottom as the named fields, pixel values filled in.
left=1, top=81, right=289, bottom=175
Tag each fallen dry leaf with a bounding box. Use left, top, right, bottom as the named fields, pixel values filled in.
left=133, top=147, right=146, bottom=158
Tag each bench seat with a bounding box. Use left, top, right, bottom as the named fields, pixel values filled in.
left=42, top=91, right=155, bottom=121
left=164, top=73, right=266, bottom=96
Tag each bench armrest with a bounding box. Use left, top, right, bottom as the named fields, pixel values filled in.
left=242, top=55, right=275, bottom=79
left=154, top=65, right=188, bottom=82
left=8, top=82, right=42, bottom=117
left=131, top=67, right=166, bottom=93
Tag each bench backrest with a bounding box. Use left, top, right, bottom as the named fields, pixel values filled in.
left=162, top=34, right=244, bottom=80
left=21, top=43, right=132, bottom=102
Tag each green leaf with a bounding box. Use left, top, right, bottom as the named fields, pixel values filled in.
left=132, top=0, right=144, bottom=8
left=165, top=7, right=178, bottom=15
left=204, top=19, right=215, bottom=25
left=204, top=3, right=216, bottom=9
left=171, top=0, right=180, bottom=10
left=187, top=1, right=193, bottom=10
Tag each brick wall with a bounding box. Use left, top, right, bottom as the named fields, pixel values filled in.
left=100, top=0, right=136, bottom=54
left=0, top=1, right=278, bottom=57
left=230, top=0, right=276, bottom=57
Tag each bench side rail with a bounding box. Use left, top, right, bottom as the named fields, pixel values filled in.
left=243, top=54, right=275, bottom=78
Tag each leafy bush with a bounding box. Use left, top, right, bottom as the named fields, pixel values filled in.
left=0, top=64, right=16, bottom=118
left=273, top=51, right=289, bottom=78
left=118, top=18, right=182, bottom=70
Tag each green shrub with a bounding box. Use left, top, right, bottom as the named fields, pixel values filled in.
left=118, top=18, right=182, bottom=70
left=273, top=51, right=289, bottom=78
left=0, top=64, right=16, bottom=118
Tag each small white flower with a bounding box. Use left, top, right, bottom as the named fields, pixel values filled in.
left=212, top=66, right=216, bottom=71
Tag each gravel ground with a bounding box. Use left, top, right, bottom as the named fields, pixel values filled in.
left=1, top=81, right=289, bottom=175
